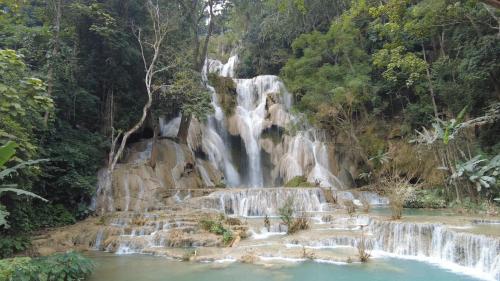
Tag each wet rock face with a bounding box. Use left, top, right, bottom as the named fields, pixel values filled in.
left=95, top=139, right=223, bottom=213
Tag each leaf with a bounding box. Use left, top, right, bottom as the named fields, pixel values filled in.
left=0, top=141, right=17, bottom=167
left=0, top=158, right=49, bottom=179
left=0, top=187, right=47, bottom=202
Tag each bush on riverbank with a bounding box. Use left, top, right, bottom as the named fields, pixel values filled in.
left=278, top=197, right=310, bottom=234
left=0, top=251, right=94, bottom=281
left=405, top=189, right=447, bottom=209
left=199, top=217, right=235, bottom=246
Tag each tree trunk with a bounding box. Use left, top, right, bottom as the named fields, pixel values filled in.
left=100, top=1, right=169, bottom=214
left=197, top=0, right=214, bottom=71
left=44, top=0, right=62, bottom=127
left=421, top=42, right=439, bottom=119
left=177, top=113, right=191, bottom=144
left=101, top=88, right=114, bottom=136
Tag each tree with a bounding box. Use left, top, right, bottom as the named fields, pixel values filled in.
left=0, top=49, right=53, bottom=159
left=97, top=0, right=171, bottom=213
left=175, top=0, right=227, bottom=143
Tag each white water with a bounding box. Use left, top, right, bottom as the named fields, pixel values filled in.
left=201, top=59, right=241, bottom=187
left=233, top=76, right=285, bottom=187
left=369, top=220, right=500, bottom=281
left=159, top=115, right=181, bottom=137
left=196, top=160, right=215, bottom=187
left=204, top=188, right=327, bottom=216
left=205, top=55, right=342, bottom=188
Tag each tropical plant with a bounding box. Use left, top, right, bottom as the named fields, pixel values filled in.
left=452, top=155, right=500, bottom=196
left=0, top=141, right=47, bottom=228
left=0, top=251, right=94, bottom=281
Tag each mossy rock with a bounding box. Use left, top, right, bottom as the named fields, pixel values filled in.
left=284, top=176, right=315, bottom=187
left=208, top=73, right=237, bottom=116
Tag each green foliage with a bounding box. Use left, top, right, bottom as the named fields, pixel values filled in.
left=0, top=236, right=31, bottom=259
left=222, top=230, right=234, bottom=245
left=0, top=141, right=47, bottom=229
left=232, top=0, right=348, bottom=77
left=0, top=49, right=53, bottom=159
left=0, top=252, right=94, bottom=281
left=0, top=256, right=31, bottom=280
left=278, top=196, right=310, bottom=234
left=405, top=188, right=447, bottom=209
left=282, top=1, right=372, bottom=128
left=278, top=197, right=294, bottom=232
left=208, top=73, right=237, bottom=116
left=284, top=176, right=314, bottom=187
left=165, top=70, right=214, bottom=121
left=452, top=155, right=500, bottom=196
left=199, top=217, right=234, bottom=245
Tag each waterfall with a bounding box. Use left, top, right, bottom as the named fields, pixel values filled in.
left=159, top=115, right=181, bottom=137
left=204, top=55, right=343, bottom=188
left=202, top=188, right=327, bottom=216
left=196, top=159, right=215, bottom=187
left=277, top=130, right=343, bottom=188
left=369, top=220, right=500, bottom=281
left=232, top=76, right=286, bottom=187
left=201, top=60, right=241, bottom=187
left=171, top=143, right=185, bottom=189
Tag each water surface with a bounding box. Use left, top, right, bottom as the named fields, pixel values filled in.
left=87, top=252, right=480, bottom=281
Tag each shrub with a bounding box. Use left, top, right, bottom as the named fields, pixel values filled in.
left=343, top=200, right=357, bottom=216
left=382, top=173, right=418, bottom=220
left=207, top=73, right=237, bottom=116
left=263, top=215, right=270, bottom=231
left=360, top=196, right=371, bottom=213
left=0, top=252, right=94, bottom=281
left=288, top=215, right=310, bottom=234
left=278, top=197, right=294, bottom=231
left=199, top=217, right=234, bottom=245
left=222, top=231, right=234, bottom=245
left=357, top=226, right=371, bottom=262
left=404, top=188, right=446, bottom=209
left=0, top=236, right=31, bottom=259
left=278, top=197, right=310, bottom=234
left=0, top=257, right=31, bottom=280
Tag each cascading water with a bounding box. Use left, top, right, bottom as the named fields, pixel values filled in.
left=277, top=130, right=343, bottom=188
left=369, top=220, right=500, bottom=281
left=205, top=55, right=343, bottom=188
left=232, top=76, right=285, bottom=187
left=202, top=188, right=327, bottom=216
left=159, top=115, right=181, bottom=138
left=201, top=60, right=241, bottom=187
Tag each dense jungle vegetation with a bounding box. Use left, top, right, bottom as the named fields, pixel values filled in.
left=0, top=0, right=499, bottom=274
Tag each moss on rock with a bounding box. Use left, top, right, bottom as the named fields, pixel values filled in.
left=284, top=176, right=315, bottom=187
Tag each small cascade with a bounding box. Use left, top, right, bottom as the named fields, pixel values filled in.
left=94, top=168, right=114, bottom=214
left=369, top=220, right=500, bottom=280
left=196, top=159, right=215, bottom=187
left=93, top=228, right=104, bottom=250
left=159, top=115, right=181, bottom=137
left=277, top=130, right=343, bottom=188
left=202, top=188, right=327, bottom=216
left=123, top=174, right=131, bottom=211
left=170, top=143, right=185, bottom=189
